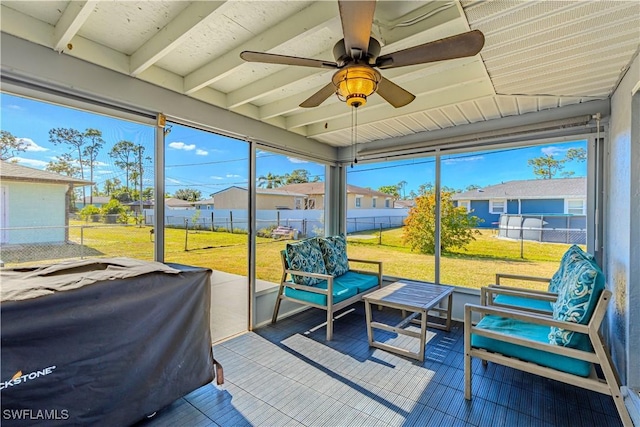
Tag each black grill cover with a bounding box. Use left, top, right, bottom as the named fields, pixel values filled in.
left=1, top=258, right=215, bottom=426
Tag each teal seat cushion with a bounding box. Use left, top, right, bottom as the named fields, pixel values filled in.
left=285, top=239, right=327, bottom=286
left=472, top=315, right=592, bottom=377
left=317, top=235, right=350, bottom=277
left=284, top=279, right=357, bottom=306
left=493, top=294, right=553, bottom=312
left=550, top=257, right=605, bottom=350
left=335, top=271, right=379, bottom=293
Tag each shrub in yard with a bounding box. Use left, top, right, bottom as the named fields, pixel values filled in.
left=79, top=204, right=101, bottom=222
left=403, top=190, right=482, bottom=254
left=100, top=199, right=128, bottom=224
left=257, top=225, right=277, bottom=238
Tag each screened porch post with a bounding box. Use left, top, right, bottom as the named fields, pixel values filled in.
left=325, top=164, right=347, bottom=236
left=154, top=113, right=166, bottom=263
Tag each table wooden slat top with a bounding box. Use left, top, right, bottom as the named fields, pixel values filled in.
left=363, top=280, right=454, bottom=311
left=363, top=280, right=455, bottom=361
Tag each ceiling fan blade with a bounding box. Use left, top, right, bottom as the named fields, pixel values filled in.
left=240, top=51, right=338, bottom=69
left=338, top=0, right=376, bottom=57
left=299, top=83, right=336, bottom=108
left=376, top=30, right=485, bottom=69
left=376, top=77, right=415, bottom=108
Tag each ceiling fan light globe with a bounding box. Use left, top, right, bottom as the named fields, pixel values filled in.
left=332, top=65, right=380, bottom=107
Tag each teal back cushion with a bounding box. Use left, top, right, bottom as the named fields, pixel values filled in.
left=316, top=234, right=349, bottom=277
left=548, top=245, right=594, bottom=293
left=549, top=257, right=605, bottom=350
left=285, top=239, right=327, bottom=286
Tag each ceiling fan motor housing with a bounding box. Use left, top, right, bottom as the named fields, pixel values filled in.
left=333, top=37, right=381, bottom=66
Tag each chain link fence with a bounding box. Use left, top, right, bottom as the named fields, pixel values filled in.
left=346, top=216, right=407, bottom=234
left=0, top=223, right=155, bottom=267
left=497, top=214, right=586, bottom=245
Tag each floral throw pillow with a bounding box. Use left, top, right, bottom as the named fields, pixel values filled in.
left=317, top=235, right=350, bottom=277
left=285, top=239, right=327, bottom=286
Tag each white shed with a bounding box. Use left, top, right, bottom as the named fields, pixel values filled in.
left=0, top=161, right=92, bottom=244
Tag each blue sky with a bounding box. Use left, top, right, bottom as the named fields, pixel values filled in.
left=1, top=93, right=587, bottom=198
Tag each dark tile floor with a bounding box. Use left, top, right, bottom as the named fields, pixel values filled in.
left=136, top=303, right=623, bottom=426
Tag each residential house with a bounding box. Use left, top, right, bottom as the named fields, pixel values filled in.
left=393, top=199, right=415, bottom=209
left=212, top=186, right=307, bottom=210
left=76, top=195, right=111, bottom=209
left=275, top=182, right=393, bottom=210
left=453, top=177, right=586, bottom=226
left=193, top=198, right=215, bottom=210
left=125, top=199, right=154, bottom=214
left=164, top=197, right=194, bottom=210
left=0, top=160, right=92, bottom=244
left=453, top=177, right=587, bottom=243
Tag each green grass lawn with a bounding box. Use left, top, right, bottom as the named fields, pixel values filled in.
left=4, top=222, right=574, bottom=291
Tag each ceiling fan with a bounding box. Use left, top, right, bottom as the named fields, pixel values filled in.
left=240, top=0, right=484, bottom=109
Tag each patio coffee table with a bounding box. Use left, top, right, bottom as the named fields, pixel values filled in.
left=363, top=280, right=454, bottom=361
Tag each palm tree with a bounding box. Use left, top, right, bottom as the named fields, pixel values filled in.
left=258, top=172, right=283, bottom=189
left=397, top=180, right=407, bottom=199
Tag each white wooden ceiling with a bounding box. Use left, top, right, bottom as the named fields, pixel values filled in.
left=1, top=0, right=638, bottom=148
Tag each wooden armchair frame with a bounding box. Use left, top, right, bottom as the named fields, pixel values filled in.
left=464, top=289, right=632, bottom=426
left=272, top=250, right=383, bottom=340
left=482, top=273, right=557, bottom=315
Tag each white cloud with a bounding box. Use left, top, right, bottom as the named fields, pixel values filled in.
left=541, top=146, right=567, bottom=157
left=168, top=142, right=196, bottom=151
left=14, top=157, right=49, bottom=168
left=210, top=176, right=224, bottom=180
left=196, top=149, right=208, bottom=156
left=166, top=177, right=182, bottom=184
left=95, top=169, right=115, bottom=175
left=226, top=174, right=242, bottom=178
left=443, top=155, right=484, bottom=164
left=19, top=138, right=48, bottom=152
left=7, top=104, right=24, bottom=111
left=288, top=157, right=308, bottom=164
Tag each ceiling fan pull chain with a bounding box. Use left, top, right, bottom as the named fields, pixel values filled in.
left=354, top=104, right=359, bottom=164
left=350, top=106, right=355, bottom=168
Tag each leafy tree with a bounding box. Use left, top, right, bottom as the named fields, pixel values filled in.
left=111, top=189, right=133, bottom=203
left=49, top=127, right=88, bottom=200
left=82, top=128, right=104, bottom=204
left=141, top=187, right=154, bottom=200
left=379, top=180, right=410, bottom=200
left=102, top=178, right=122, bottom=196
left=283, top=169, right=320, bottom=185
left=378, top=185, right=400, bottom=199
left=174, top=188, right=201, bottom=202
left=109, top=140, right=137, bottom=190
left=131, top=144, right=151, bottom=203
left=46, top=153, right=80, bottom=177
left=409, top=182, right=434, bottom=199
left=0, top=130, right=28, bottom=161
left=527, top=147, right=586, bottom=179
left=258, top=172, right=284, bottom=189
left=403, top=188, right=482, bottom=254
left=465, top=184, right=481, bottom=191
